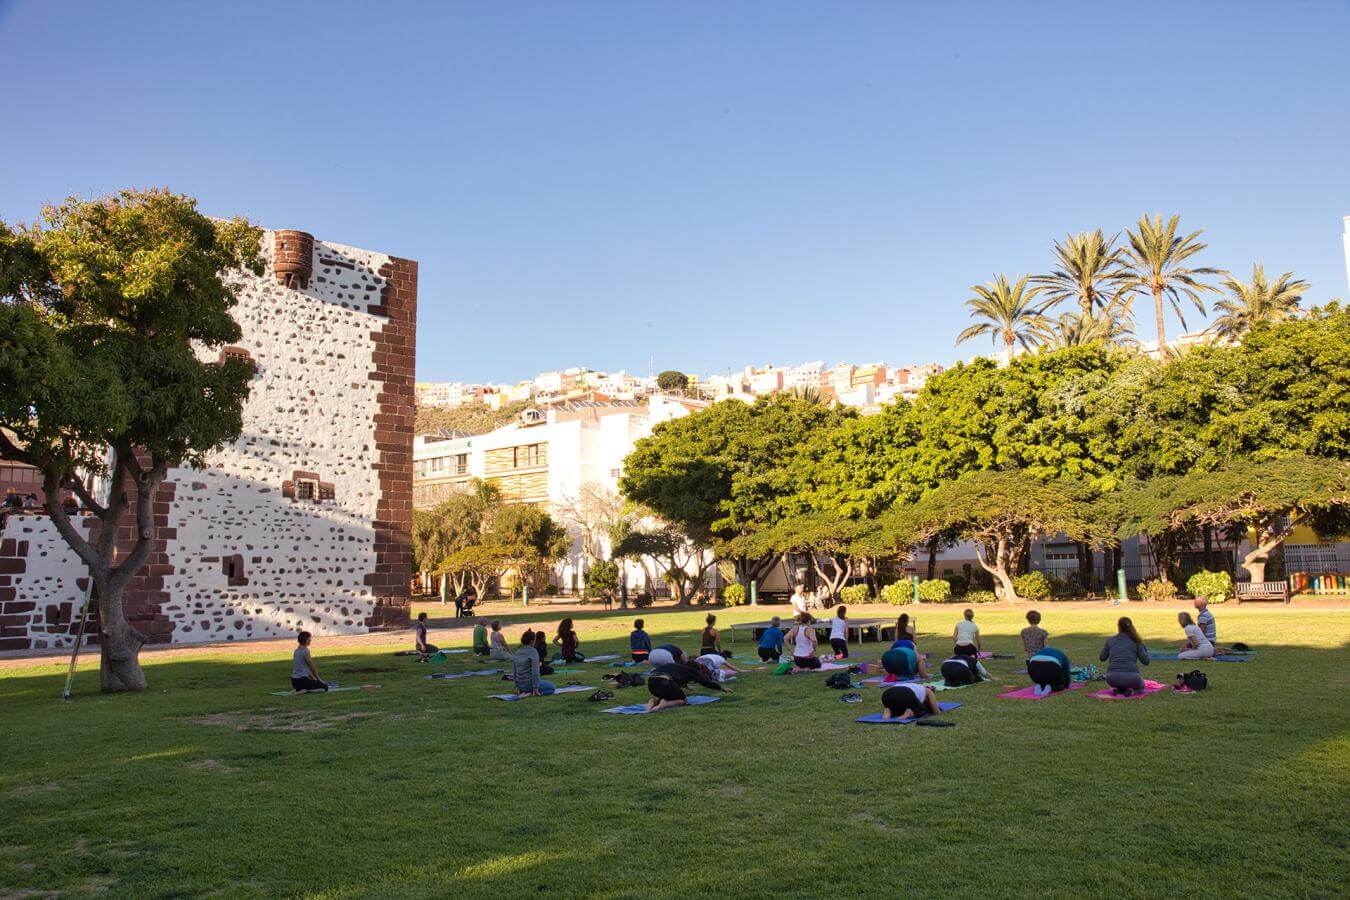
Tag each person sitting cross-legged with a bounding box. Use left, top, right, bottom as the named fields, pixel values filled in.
left=513, top=630, right=555, bottom=698
left=290, top=631, right=328, bottom=692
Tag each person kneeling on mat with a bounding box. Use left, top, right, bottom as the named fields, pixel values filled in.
left=881, top=682, right=943, bottom=721
left=880, top=643, right=927, bottom=682
left=646, top=656, right=733, bottom=711
left=290, top=631, right=329, bottom=692
left=939, top=653, right=986, bottom=687
left=1026, top=646, right=1071, bottom=697
left=414, top=612, right=438, bottom=659
left=513, top=631, right=556, bottom=698
left=1099, top=616, right=1150, bottom=695
left=648, top=644, right=686, bottom=668
left=757, top=616, right=785, bottom=662
left=789, top=615, right=821, bottom=673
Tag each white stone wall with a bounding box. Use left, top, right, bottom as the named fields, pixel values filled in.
left=0, top=515, right=92, bottom=650
left=1, top=232, right=401, bottom=648
left=161, top=235, right=390, bottom=641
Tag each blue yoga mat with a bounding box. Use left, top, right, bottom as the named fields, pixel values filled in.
left=1149, top=652, right=1250, bottom=662
left=855, top=702, right=961, bottom=724
left=602, top=695, right=721, bottom=715
left=489, top=685, right=594, bottom=701
left=426, top=669, right=501, bottom=680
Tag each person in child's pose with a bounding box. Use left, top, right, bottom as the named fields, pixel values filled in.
left=828, top=606, right=850, bottom=659
left=630, top=619, right=652, bottom=663
left=645, top=656, right=732, bottom=711
left=693, top=652, right=742, bottom=680
left=1027, top=646, right=1072, bottom=697
left=757, top=616, right=785, bottom=662
left=553, top=618, right=585, bottom=663
left=489, top=620, right=512, bottom=661
left=880, top=682, right=943, bottom=721
left=789, top=615, right=821, bottom=672
left=939, top=653, right=987, bottom=687
left=290, top=631, right=328, bottom=692
left=472, top=618, right=490, bottom=656
left=700, top=614, right=727, bottom=657
left=952, top=608, right=981, bottom=660
left=1021, top=609, right=1048, bottom=656
left=513, top=631, right=555, bottom=697
left=1176, top=611, right=1215, bottom=659
left=415, top=612, right=438, bottom=658
left=880, top=643, right=927, bottom=681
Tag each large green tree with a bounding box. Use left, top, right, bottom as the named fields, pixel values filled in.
left=620, top=395, right=853, bottom=591
left=0, top=190, right=261, bottom=692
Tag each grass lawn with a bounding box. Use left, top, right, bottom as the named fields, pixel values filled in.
left=3, top=605, right=1347, bottom=898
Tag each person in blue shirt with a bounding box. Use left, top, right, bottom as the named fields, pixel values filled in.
left=757, top=616, right=785, bottom=662
left=630, top=619, right=652, bottom=663
left=880, top=643, right=927, bottom=681
left=1027, top=645, right=1072, bottom=697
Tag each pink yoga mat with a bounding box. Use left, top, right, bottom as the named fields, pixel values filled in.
left=1087, top=680, right=1167, bottom=700
left=997, top=682, right=1084, bottom=700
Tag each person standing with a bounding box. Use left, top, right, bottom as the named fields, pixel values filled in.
left=790, top=584, right=809, bottom=618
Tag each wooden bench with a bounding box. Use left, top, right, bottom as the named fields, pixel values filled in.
left=1235, top=581, right=1290, bottom=604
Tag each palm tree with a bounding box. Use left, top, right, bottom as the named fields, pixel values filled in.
left=1034, top=297, right=1137, bottom=349
left=1120, top=214, right=1222, bottom=354
left=1034, top=229, right=1129, bottom=318
left=787, top=384, right=826, bottom=405
left=955, top=274, right=1051, bottom=365
left=1211, top=264, right=1309, bottom=340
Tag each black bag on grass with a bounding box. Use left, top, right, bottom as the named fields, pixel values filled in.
left=1178, top=670, right=1208, bottom=691
left=825, top=672, right=852, bottom=689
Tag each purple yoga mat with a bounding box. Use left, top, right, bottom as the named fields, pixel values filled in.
left=997, top=682, right=1084, bottom=700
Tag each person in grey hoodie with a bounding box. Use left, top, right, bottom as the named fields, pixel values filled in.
left=1099, top=616, right=1150, bottom=695
left=513, top=631, right=555, bottom=697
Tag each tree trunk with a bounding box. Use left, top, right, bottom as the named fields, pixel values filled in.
left=976, top=539, right=1019, bottom=602
left=926, top=537, right=938, bottom=580
left=1153, top=287, right=1167, bottom=354
left=96, top=580, right=147, bottom=693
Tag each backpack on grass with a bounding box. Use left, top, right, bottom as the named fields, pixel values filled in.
left=825, top=671, right=853, bottom=690
left=1177, top=670, right=1208, bottom=692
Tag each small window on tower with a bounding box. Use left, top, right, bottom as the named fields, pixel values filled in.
left=296, top=479, right=317, bottom=501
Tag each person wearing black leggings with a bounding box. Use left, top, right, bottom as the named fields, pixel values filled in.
left=881, top=682, right=942, bottom=720
left=939, top=654, right=983, bottom=687
left=1026, top=646, right=1072, bottom=697
left=646, top=659, right=733, bottom=711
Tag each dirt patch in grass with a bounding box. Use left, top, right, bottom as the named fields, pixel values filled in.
left=188, top=710, right=379, bottom=733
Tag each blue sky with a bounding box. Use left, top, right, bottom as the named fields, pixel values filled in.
left=2, top=1, right=1348, bottom=383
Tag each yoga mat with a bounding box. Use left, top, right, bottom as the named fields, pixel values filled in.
left=997, top=682, right=1084, bottom=700
left=601, top=695, right=721, bottom=715
left=425, top=669, right=501, bottom=681
left=583, top=654, right=620, bottom=663
left=929, top=680, right=981, bottom=692
left=1149, top=652, right=1250, bottom=662
left=854, top=702, right=962, bottom=724
left=862, top=675, right=920, bottom=686
left=270, top=685, right=378, bottom=696
left=489, top=685, right=595, bottom=701
left=1087, top=680, right=1168, bottom=700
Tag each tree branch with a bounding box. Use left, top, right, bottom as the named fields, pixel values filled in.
left=39, top=472, right=108, bottom=578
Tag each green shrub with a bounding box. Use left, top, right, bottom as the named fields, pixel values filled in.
left=1135, top=578, right=1177, bottom=603
left=1013, top=571, right=1051, bottom=601
left=880, top=582, right=913, bottom=605
left=722, top=583, right=747, bottom=607
left=584, top=560, right=618, bottom=601
left=965, top=589, right=997, bottom=603
left=1186, top=570, right=1232, bottom=604
left=839, top=584, right=871, bottom=606
left=916, top=579, right=952, bottom=602
left=632, top=592, right=654, bottom=608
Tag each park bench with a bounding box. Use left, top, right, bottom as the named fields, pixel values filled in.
left=1235, top=581, right=1290, bottom=604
